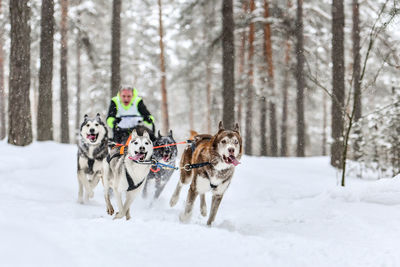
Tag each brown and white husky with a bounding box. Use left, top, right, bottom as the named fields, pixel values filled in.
left=170, top=121, right=242, bottom=226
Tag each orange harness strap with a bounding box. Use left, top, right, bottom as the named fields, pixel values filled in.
left=120, top=135, right=132, bottom=155
left=112, top=135, right=132, bottom=155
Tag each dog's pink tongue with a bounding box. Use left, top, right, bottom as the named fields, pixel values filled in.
left=87, top=134, right=96, bottom=141
left=132, top=153, right=144, bottom=161
left=229, top=155, right=240, bottom=166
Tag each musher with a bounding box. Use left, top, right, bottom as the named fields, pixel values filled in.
left=106, top=86, right=154, bottom=143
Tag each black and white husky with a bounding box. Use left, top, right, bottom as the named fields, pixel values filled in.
left=143, top=130, right=178, bottom=199
left=77, top=113, right=108, bottom=204
left=103, top=129, right=153, bottom=220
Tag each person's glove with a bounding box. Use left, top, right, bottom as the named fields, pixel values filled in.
left=143, top=115, right=153, bottom=124
left=143, top=115, right=153, bottom=123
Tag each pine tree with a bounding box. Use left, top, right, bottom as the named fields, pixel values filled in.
left=37, top=0, right=54, bottom=141
left=75, top=1, right=82, bottom=143
left=222, top=0, right=235, bottom=129
left=352, top=0, right=362, bottom=157
left=280, top=0, right=292, bottom=157
left=295, top=0, right=305, bottom=157
left=263, top=0, right=277, bottom=156
left=204, top=0, right=214, bottom=134
left=158, top=0, right=169, bottom=134
left=8, top=0, right=32, bottom=146
left=237, top=0, right=248, bottom=134
left=245, top=0, right=255, bottom=155
left=280, top=35, right=291, bottom=157
left=60, top=0, right=69, bottom=143
left=331, top=0, right=345, bottom=167
left=111, top=0, right=121, bottom=97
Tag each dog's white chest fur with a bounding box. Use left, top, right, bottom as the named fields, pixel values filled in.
left=196, top=174, right=231, bottom=195
left=115, top=159, right=150, bottom=192
left=78, top=155, right=102, bottom=173
left=213, top=161, right=231, bottom=171
left=87, top=146, right=95, bottom=158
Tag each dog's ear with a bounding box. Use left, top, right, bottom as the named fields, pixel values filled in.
left=95, top=113, right=102, bottom=122
left=169, top=130, right=173, bottom=137
left=131, top=129, right=138, bottom=139
left=84, top=114, right=88, bottom=121
left=218, top=121, right=224, bottom=131
left=143, top=130, right=150, bottom=139
left=233, top=123, right=240, bottom=133
left=158, top=130, right=161, bottom=138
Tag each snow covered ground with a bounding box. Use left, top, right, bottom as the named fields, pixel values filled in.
left=1, top=141, right=400, bottom=267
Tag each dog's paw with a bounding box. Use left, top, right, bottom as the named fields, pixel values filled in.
left=179, top=212, right=191, bottom=223
left=77, top=197, right=84, bottom=204
left=126, top=213, right=131, bottom=221
left=107, top=206, right=114, bottom=215
left=200, top=206, right=207, bottom=217
left=89, top=190, right=94, bottom=199
left=170, top=195, right=178, bottom=207
left=113, top=212, right=125, bottom=220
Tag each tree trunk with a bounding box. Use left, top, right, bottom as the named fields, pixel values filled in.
left=352, top=0, right=361, bottom=122
left=237, top=0, right=247, bottom=134
left=259, top=0, right=268, bottom=157
left=60, top=0, right=69, bottom=143
left=260, top=97, right=267, bottom=155
left=263, top=0, right=277, bottom=156
left=245, top=0, right=255, bottom=155
left=31, top=58, right=39, bottom=139
left=75, top=11, right=81, bottom=143
left=111, top=0, right=121, bottom=97
left=37, top=0, right=54, bottom=141
left=295, top=0, right=305, bottom=157
left=331, top=0, right=345, bottom=167
left=8, top=0, right=32, bottom=146
left=203, top=1, right=213, bottom=134
left=352, top=0, right=362, bottom=158
left=222, top=0, right=235, bottom=130
left=280, top=39, right=291, bottom=157
left=158, top=0, right=169, bottom=134
left=0, top=0, right=5, bottom=140
left=269, top=103, right=277, bottom=156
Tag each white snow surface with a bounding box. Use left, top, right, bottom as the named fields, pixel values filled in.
left=1, top=141, right=400, bottom=267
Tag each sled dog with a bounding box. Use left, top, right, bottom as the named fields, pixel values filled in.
left=77, top=113, right=108, bottom=203
left=170, top=121, right=242, bottom=226
left=103, top=129, right=153, bottom=220
left=143, top=130, right=178, bottom=199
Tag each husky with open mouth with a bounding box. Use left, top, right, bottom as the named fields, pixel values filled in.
left=103, top=129, right=153, bottom=220
left=77, top=113, right=108, bottom=203
left=170, top=121, right=242, bottom=226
